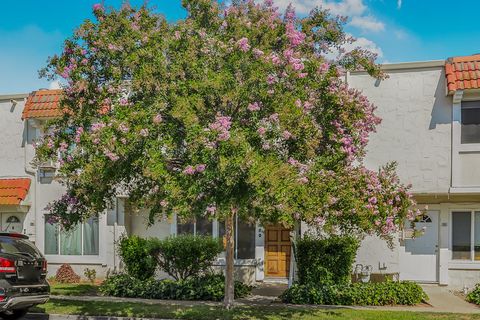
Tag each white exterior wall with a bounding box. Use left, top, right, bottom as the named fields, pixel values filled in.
left=348, top=63, right=480, bottom=289
left=348, top=65, right=452, bottom=194
left=348, top=64, right=451, bottom=278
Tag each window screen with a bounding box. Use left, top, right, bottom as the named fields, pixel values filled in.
left=461, top=101, right=480, bottom=144
left=452, top=212, right=471, bottom=260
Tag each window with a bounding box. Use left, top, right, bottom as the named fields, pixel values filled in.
left=219, top=217, right=256, bottom=259
left=452, top=211, right=480, bottom=261
left=461, top=101, right=480, bottom=144
left=177, top=217, right=212, bottom=236
left=45, top=215, right=99, bottom=255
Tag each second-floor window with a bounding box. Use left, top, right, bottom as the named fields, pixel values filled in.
left=461, top=101, right=480, bottom=144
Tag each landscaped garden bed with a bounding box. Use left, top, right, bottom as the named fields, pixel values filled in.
left=100, top=234, right=252, bottom=301
left=282, top=235, right=428, bottom=306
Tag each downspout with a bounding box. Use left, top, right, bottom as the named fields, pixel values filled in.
left=24, top=118, right=37, bottom=241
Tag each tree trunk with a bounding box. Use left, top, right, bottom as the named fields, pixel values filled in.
left=224, top=209, right=235, bottom=309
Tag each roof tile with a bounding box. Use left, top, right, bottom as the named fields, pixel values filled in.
left=0, top=178, right=31, bottom=205
left=22, top=89, right=64, bottom=120
left=445, top=55, right=480, bottom=94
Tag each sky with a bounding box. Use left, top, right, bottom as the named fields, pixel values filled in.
left=1, top=0, right=479, bottom=94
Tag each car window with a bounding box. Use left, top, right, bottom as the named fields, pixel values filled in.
left=0, top=237, right=41, bottom=258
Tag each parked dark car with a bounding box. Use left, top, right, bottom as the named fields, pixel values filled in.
left=0, top=233, right=49, bottom=319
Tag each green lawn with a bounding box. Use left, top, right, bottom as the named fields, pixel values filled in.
left=30, top=298, right=480, bottom=320
left=49, top=283, right=99, bottom=296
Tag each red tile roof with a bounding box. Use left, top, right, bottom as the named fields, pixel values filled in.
left=22, top=89, right=64, bottom=120
left=0, top=178, right=31, bottom=205
left=445, top=55, right=480, bottom=94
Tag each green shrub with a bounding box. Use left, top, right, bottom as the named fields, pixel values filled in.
left=295, top=235, right=359, bottom=285
left=118, top=236, right=159, bottom=280
left=100, top=273, right=251, bottom=301
left=281, top=281, right=428, bottom=306
left=466, top=284, right=480, bottom=304
left=154, top=235, right=223, bottom=280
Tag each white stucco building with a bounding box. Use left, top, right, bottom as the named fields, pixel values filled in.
left=2, top=54, right=480, bottom=289
left=352, top=54, right=480, bottom=290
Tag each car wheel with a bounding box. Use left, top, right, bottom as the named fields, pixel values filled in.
left=0, top=308, right=28, bottom=319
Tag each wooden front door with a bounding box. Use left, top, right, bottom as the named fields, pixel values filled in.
left=265, top=225, right=291, bottom=278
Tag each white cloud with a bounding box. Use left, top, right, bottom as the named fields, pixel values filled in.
left=48, top=80, right=61, bottom=90
left=349, top=15, right=385, bottom=32
left=343, top=36, right=384, bottom=58
left=397, top=0, right=402, bottom=9
left=269, top=0, right=366, bottom=16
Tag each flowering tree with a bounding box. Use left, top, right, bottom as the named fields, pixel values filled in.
left=37, top=0, right=420, bottom=308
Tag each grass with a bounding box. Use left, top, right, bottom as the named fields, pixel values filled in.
left=49, top=282, right=99, bottom=296
left=30, top=298, right=480, bottom=320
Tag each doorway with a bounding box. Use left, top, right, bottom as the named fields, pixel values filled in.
left=264, top=224, right=292, bottom=278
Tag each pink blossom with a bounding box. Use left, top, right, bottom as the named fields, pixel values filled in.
left=183, top=165, right=196, bottom=175
left=153, top=114, right=163, bottom=124
left=237, top=37, right=250, bottom=52
left=319, top=62, right=329, bottom=73
left=105, top=151, right=119, bottom=161
left=196, top=164, right=206, bottom=173
left=257, top=127, right=267, bottom=136
left=206, top=205, right=216, bottom=214
left=285, top=22, right=305, bottom=47
left=93, top=3, right=103, bottom=11
left=47, top=139, right=54, bottom=149
left=140, top=128, right=149, bottom=137
left=269, top=113, right=279, bottom=122
left=118, top=123, right=129, bottom=133
left=74, top=127, right=84, bottom=143
left=297, top=176, right=309, bottom=184
left=253, top=48, right=264, bottom=58
left=298, top=73, right=308, bottom=78
left=119, top=97, right=129, bottom=106
left=262, top=142, right=271, bottom=150
left=248, top=102, right=261, bottom=111
left=282, top=130, right=292, bottom=139
left=270, top=53, right=281, bottom=65
left=267, top=74, right=276, bottom=85
left=174, top=31, right=181, bottom=40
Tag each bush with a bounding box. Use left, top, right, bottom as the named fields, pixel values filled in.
left=154, top=235, right=223, bottom=280
left=118, top=236, right=159, bottom=280
left=55, top=264, right=80, bottom=284
left=281, top=281, right=428, bottom=306
left=295, top=235, right=359, bottom=285
left=100, top=273, right=251, bottom=301
left=466, top=284, right=480, bottom=304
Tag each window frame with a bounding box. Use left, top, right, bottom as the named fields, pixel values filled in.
left=461, top=101, right=480, bottom=144
left=173, top=214, right=257, bottom=261
left=44, top=215, right=100, bottom=256
left=450, top=210, right=480, bottom=263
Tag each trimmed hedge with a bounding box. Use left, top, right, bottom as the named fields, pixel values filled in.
left=118, top=236, right=159, bottom=280
left=295, top=235, right=359, bottom=285
left=281, top=281, right=428, bottom=306
left=154, top=235, right=223, bottom=280
left=466, top=284, right=480, bottom=305
left=100, top=273, right=252, bottom=301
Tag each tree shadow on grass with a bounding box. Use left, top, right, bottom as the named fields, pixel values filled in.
left=30, top=299, right=345, bottom=320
